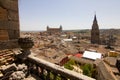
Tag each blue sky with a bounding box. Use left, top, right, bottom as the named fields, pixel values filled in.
left=19, top=0, right=120, bottom=31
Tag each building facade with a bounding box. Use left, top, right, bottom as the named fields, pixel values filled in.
left=0, top=0, right=20, bottom=40
left=47, top=25, right=62, bottom=34
left=91, top=14, right=100, bottom=44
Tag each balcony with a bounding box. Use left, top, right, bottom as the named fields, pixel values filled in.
left=0, top=37, right=95, bottom=80
left=26, top=55, right=95, bottom=80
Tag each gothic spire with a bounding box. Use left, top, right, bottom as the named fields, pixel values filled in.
left=93, top=14, right=97, bottom=24
left=91, top=14, right=100, bottom=44
left=92, top=14, right=99, bottom=30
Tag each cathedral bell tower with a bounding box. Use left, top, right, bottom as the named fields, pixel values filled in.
left=91, top=14, right=100, bottom=44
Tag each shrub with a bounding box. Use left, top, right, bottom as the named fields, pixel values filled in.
left=64, top=59, right=76, bottom=70
left=81, top=64, right=95, bottom=77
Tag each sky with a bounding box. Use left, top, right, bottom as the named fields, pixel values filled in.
left=19, top=0, right=120, bottom=31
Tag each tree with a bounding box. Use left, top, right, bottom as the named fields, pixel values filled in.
left=81, top=64, right=95, bottom=77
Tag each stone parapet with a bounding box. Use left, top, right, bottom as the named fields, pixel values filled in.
left=28, top=55, right=96, bottom=80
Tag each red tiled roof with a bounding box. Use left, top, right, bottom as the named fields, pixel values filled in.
left=74, top=53, right=83, bottom=58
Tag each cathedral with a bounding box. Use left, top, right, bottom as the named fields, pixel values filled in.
left=91, top=14, right=100, bottom=44
left=47, top=25, right=62, bottom=34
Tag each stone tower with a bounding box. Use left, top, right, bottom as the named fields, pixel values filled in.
left=0, top=0, right=20, bottom=40
left=47, top=25, right=49, bottom=31
left=60, top=25, right=62, bottom=32
left=91, top=14, right=100, bottom=44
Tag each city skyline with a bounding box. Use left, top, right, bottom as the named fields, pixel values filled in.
left=19, top=0, right=120, bottom=31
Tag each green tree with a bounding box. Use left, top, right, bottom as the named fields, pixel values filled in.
left=64, top=59, right=76, bottom=70
left=81, top=64, right=95, bottom=77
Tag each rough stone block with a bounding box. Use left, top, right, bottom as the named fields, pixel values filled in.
left=0, top=7, right=7, bottom=21
left=1, top=63, right=17, bottom=74
left=0, top=30, right=9, bottom=40
left=0, top=0, right=18, bottom=11
left=8, top=21, right=19, bottom=30
left=0, top=21, right=8, bottom=29
left=8, top=30, right=19, bottom=39
left=8, top=10, right=19, bottom=21
left=0, top=40, right=19, bottom=50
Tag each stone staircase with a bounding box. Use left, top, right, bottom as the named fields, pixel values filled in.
left=0, top=49, right=15, bottom=65
left=0, top=49, right=16, bottom=78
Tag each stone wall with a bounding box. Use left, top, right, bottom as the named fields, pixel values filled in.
left=0, top=40, right=19, bottom=50
left=47, top=26, right=62, bottom=35
left=0, top=0, right=19, bottom=40
left=95, top=60, right=117, bottom=80
left=0, top=30, right=9, bottom=40
left=0, top=7, right=7, bottom=21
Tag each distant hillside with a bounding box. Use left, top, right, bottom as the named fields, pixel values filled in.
left=100, top=29, right=120, bottom=36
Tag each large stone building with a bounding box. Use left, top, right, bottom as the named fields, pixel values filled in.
left=0, top=0, right=19, bottom=40
left=91, top=14, right=100, bottom=44
left=47, top=25, right=62, bottom=34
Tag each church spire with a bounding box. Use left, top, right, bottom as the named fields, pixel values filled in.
left=92, top=14, right=99, bottom=29
left=91, top=14, right=100, bottom=44
left=94, top=11, right=97, bottom=21
left=94, top=14, right=97, bottom=22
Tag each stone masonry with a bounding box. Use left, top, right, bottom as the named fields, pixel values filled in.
left=47, top=25, right=62, bottom=35
left=0, top=0, right=19, bottom=40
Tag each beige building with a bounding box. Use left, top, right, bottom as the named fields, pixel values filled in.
left=47, top=25, right=62, bottom=34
